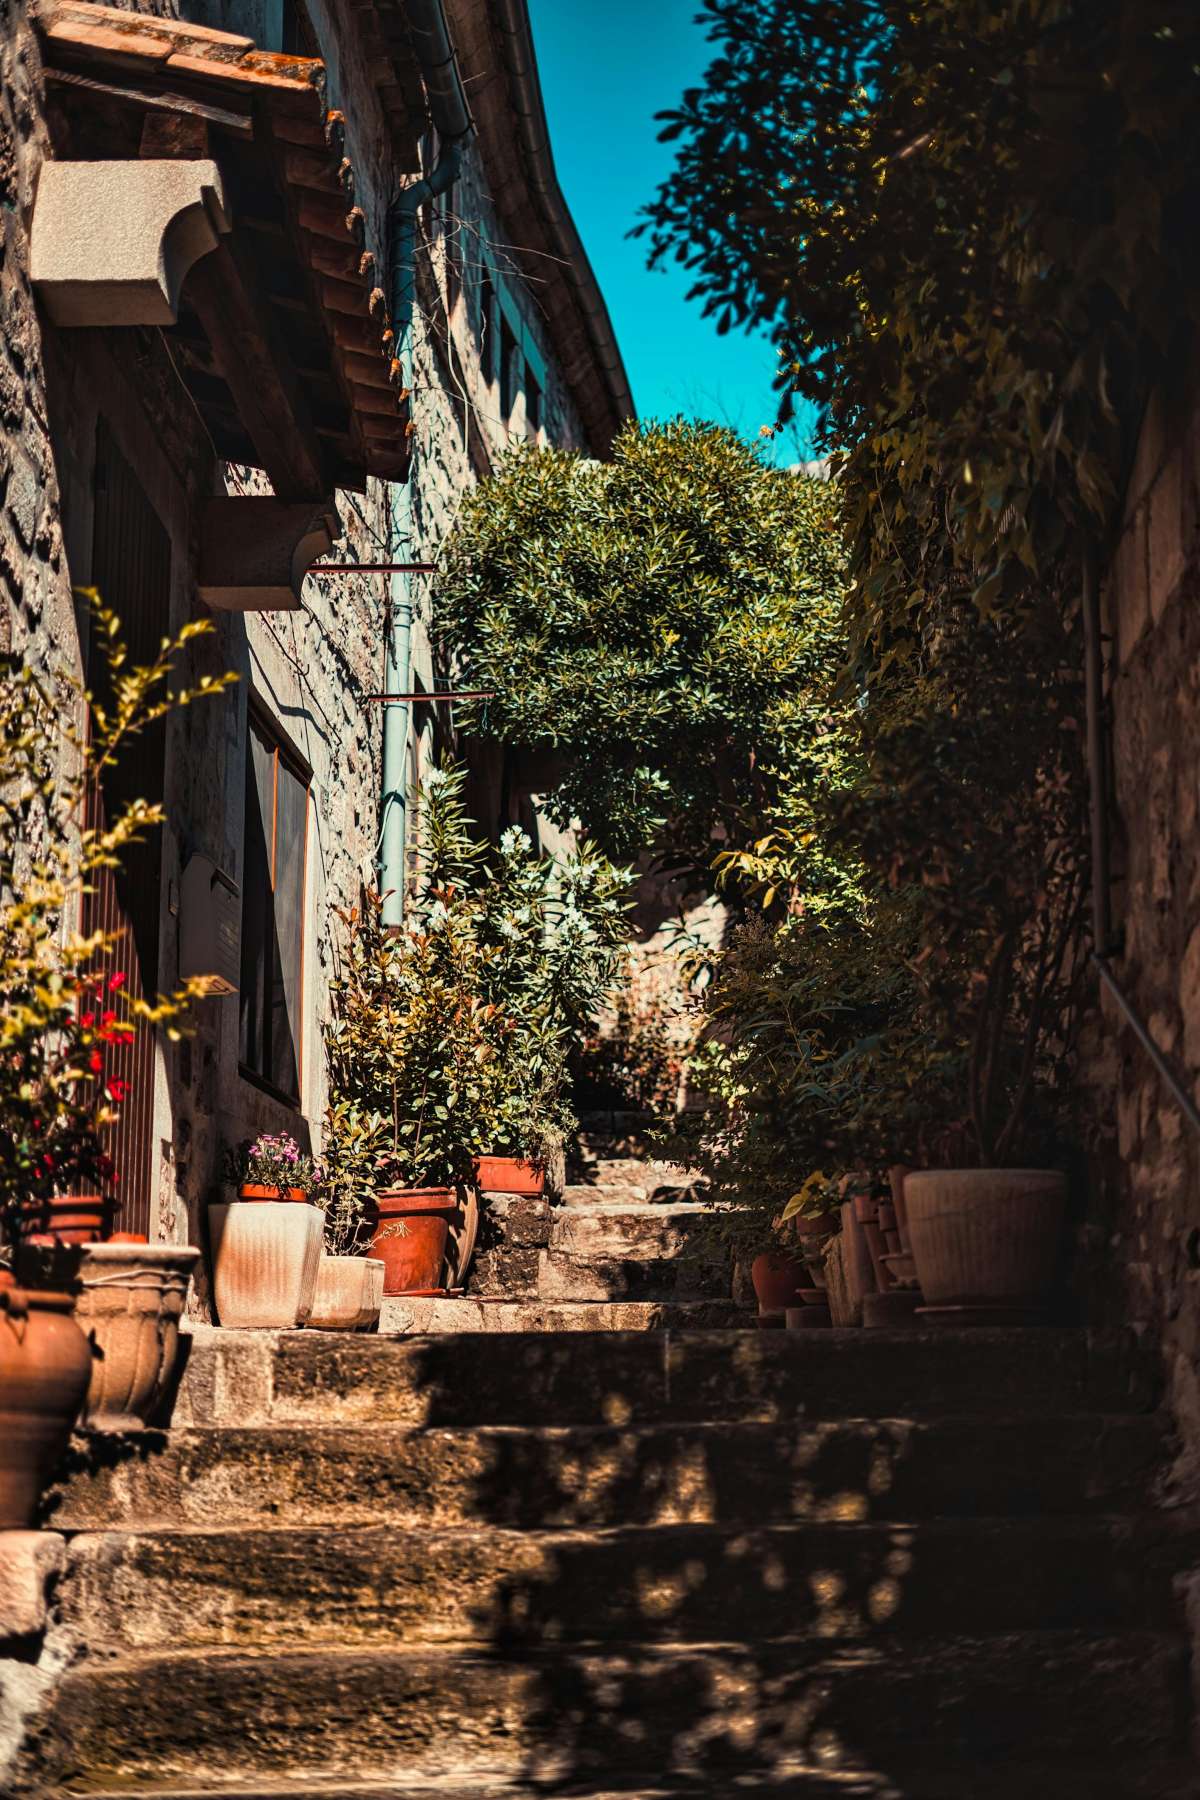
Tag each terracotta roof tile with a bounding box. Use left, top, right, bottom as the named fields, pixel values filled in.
left=37, top=0, right=409, bottom=483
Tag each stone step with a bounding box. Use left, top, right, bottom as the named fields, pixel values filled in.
left=170, top=1328, right=1158, bottom=1431
left=21, top=1634, right=1184, bottom=1792
left=49, top=1413, right=1167, bottom=1533
left=535, top=1253, right=730, bottom=1304
left=560, top=1179, right=702, bottom=1207
left=537, top=1203, right=731, bottom=1301
left=378, top=1297, right=745, bottom=1333
left=62, top=1764, right=1200, bottom=1800
left=55, top=1518, right=1180, bottom=1655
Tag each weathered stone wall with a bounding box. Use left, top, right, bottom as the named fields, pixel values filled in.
left=1095, top=374, right=1200, bottom=1496
left=1, top=0, right=600, bottom=1291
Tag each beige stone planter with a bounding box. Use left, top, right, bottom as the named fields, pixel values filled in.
left=355, top=1259, right=385, bottom=1330
left=308, top=1255, right=385, bottom=1331
left=74, top=1243, right=199, bottom=1431
left=905, top=1169, right=1067, bottom=1319
left=208, top=1202, right=323, bottom=1330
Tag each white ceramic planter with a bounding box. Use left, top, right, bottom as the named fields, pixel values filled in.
left=74, top=1243, right=200, bottom=1430
left=356, top=1258, right=385, bottom=1330
left=309, top=1255, right=366, bottom=1330
left=208, top=1202, right=323, bottom=1330
left=308, top=1254, right=387, bottom=1331
left=905, top=1169, right=1067, bottom=1311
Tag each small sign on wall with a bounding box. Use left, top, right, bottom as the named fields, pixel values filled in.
left=179, top=853, right=240, bottom=995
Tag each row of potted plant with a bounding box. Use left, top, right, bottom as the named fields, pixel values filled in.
left=207, top=1131, right=547, bottom=1331
left=751, top=1164, right=1067, bottom=1330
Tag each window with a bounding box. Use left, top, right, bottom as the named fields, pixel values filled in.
left=478, top=269, right=496, bottom=386
left=526, top=369, right=542, bottom=438
left=500, top=314, right=520, bottom=421
left=239, top=713, right=310, bottom=1103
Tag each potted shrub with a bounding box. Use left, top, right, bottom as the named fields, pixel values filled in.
left=209, top=1134, right=324, bottom=1328
left=308, top=1103, right=386, bottom=1330
left=323, top=770, right=631, bottom=1298
left=0, top=598, right=230, bottom=1514
left=824, top=603, right=1090, bottom=1323
left=323, top=892, right=503, bottom=1296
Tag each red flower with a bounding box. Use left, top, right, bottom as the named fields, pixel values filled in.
left=89, top=1050, right=103, bottom=1073
left=80, top=1011, right=96, bottom=1028
left=101, top=1010, right=117, bottom=1027
left=107, top=1078, right=129, bottom=1102
left=108, top=972, right=126, bottom=991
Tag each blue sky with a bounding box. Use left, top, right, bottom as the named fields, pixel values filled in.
left=526, top=0, right=816, bottom=465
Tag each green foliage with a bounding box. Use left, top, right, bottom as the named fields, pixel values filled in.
left=0, top=594, right=236, bottom=1245
left=436, top=422, right=849, bottom=873
left=321, top=766, right=632, bottom=1227
left=644, top=0, right=1200, bottom=646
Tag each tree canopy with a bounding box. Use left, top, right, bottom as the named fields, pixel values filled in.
left=436, top=420, right=849, bottom=876
left=643, top=0, right=1200, bottom=649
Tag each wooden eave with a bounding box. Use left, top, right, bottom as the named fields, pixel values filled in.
left=37, top=0, right=411, bottom=493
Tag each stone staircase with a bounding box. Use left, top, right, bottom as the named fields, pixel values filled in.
left=384, top=1115, right=742, bottom=1333
left=14, top=1323, right=1198, bottom=1797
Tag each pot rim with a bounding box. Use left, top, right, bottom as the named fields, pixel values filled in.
left=375, top=1188, right=457, bottom=1215
left=77, top=1244, right=201, bottom=1267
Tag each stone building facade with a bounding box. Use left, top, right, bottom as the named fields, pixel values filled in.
left=1093, top=374, right=1200, bottom=1480
left=0, top=0, right=631, bottom=1300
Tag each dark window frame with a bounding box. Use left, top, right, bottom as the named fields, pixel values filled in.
left=238, top=702, right=311, bottom=1108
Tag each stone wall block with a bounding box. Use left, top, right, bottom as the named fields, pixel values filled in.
left=1148, top=451, right=1187, bottom=626
left=1125, top=387, right=1166, bottom=526
left=481, top=1194, right=553, bottom=1250
left=1113, top=504, right=1149, bottom=667
left=0, top=1532, right=65, bottom=1641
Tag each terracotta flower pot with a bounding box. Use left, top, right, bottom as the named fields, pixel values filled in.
left=0, top=1284, right=92, bottom=1528
left=208, top=1201, right=323, bottom=1329
left=354, top=1259, right=385, bottom=1330
left=905, top=1169, right=1067, bottom=1318
left=73, top=1243, right=199, bottom=1430
left=308, top=1254, right=374, bottom=1331
left=371, top=1188, right=457, bottom=1295
left=473, top=1156, right=545, bottom=1197
left=239, top=1183, right=307, bottom=1204
left=750, top=1252, right=807, bottom=1314
left=18, top=1194, right=112, bottom=1246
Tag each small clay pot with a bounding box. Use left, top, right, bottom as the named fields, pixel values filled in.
left=371, top=1189, right=458, bottom=1295
left=239, top=1184, right=307, bottom=1204
left=473, top=1156, right=545, bottom=1197
left=0, top=1285, right=92, bottom=1528
left=750, top=1252, right=807, bottom=1314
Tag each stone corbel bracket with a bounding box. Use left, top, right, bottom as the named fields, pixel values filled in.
left=31, top=160, right=230, bottom=327
left=198, top=497, right=342, bottom=612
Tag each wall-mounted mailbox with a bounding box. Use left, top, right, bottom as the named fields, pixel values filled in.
left=179, top=854, right=240, bottom=995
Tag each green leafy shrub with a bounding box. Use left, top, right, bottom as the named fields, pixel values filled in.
left=436, top=423, right=848, bottom=875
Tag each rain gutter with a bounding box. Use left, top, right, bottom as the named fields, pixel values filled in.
left=378, top=0, right=472, bottom=926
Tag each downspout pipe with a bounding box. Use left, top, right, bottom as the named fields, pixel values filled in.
left=1082, top=537, right=1200, bottom=1138
left=377, top=0, right=471, bottom=927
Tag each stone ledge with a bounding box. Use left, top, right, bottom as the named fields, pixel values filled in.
left=0, top=1531, right=66, bottom=1640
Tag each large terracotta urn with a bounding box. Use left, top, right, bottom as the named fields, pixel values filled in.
left=905, top=1169, right=1067, bottom=1321
left=208, top=1201, right=323, bottom=1329
left=0, top=1284, right=92, bottom=1528
left=73, top=1242, right=199, bottom=1429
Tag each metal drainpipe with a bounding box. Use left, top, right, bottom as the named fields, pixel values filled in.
left=1081, top=538, right=1200, bottom=1137
left=377, top=0, right=471, bottom=927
